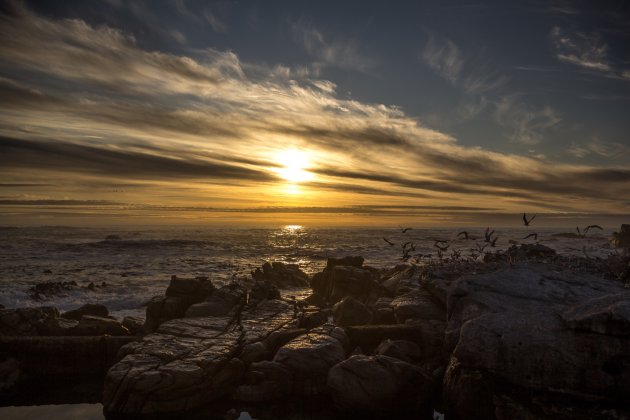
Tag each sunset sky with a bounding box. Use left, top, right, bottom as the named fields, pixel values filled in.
left=1, top=0, right=629, bottom=226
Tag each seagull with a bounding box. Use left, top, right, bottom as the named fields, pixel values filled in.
left=490, top=236, right=499, bottom=247
left=523, top=233, right=538, bottom=241
left=399, top=226, right=412, bottom=233
left=484, top=227, right=495, bottom=243
left=383, top=237, right=395, bottom=246
left=584, top=225, right=603, bottom=234
left=457, top=231, right=469, bottom=240
left=523, top=213, right=536, bottom=226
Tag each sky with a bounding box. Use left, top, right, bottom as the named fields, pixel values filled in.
left=0, top=0, right=629, bottom=227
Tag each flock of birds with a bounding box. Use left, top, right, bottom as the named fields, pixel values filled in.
left=382, top=213, right=605, bottom=262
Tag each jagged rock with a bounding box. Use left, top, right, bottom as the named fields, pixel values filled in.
left=104, top=298, right=297, bottom=414
left=380, top=264, right=416, bottom=295
left=442, top=264, right=630, bottom=418
left=74, top=316, right=130, bottom=336
left=332, top=296, right=372, bottom=326
left=62, top=303, right=109, bottom=320
left=391, top=289, right=445, bottom=323
left=327, top=355, right=437, bottom=413
left=374, top=339, right=422, bottom=363
left=248, top=280, right=281, bottom=303
left=251, top=262, right=310, bottom=288
left=122, top=316, right=145, bottom=336
left=0, top=306, right=59, bottom=336
left=273, top=333, right=346, bottom=395
left=311, top=263, right=379, bottom=304
left=185, top=283, right=245, bottom=318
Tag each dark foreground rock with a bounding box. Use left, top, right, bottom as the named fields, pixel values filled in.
left=327, top=355, right=437, bottom=413
left=0, top=306, right=59, bottom=336
left=62, top=303, right=109, bottom=320
left=251, top=261, right=310, bottom=288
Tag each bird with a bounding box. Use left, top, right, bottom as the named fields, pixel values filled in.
left=457, top=231, right=469, bottom=240
left=490, top=236, right=499, bottom=247
left=523, top=213, right=536, bottom=226
left=401, top=241, right=412, bottom=249
left=434, top=240, right=449, bottom=252
left=484, top=227, right=495, bottom=243
left=399, top=226, right=412, bottom=233
left=383, top=237, right=395, bottom=246
left=523, top=233, right=538, bottom=241
left=584, top=225, right=603, bottom=234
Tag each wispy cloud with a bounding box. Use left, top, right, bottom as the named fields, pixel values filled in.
left=422, top=36, right=464, bottom=84
left=494, top=96, right=561, bottom=145
left=568, top=138, right=630, bottom=159
left=551, top=26, right=610, bottom=71
left=291, top=21, right=375, bottom=73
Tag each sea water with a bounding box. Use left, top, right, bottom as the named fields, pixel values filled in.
left=0, top=225, right=615, bottom=318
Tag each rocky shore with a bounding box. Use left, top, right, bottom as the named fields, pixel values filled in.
left=1, top=239, right=629, bottom=419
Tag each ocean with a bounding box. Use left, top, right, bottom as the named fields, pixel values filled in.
left=0, top=225, right=615, bottom=318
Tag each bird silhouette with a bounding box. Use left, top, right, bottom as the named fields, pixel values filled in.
left=490, top=236, right=499, bottom=247
left=523, top=213, right=536, bottom=226
left=584, top=225, right=603, bottom=234
left=484, top=227, right=495, bottom=243
left=523, top=233, right=538, bottom=241
left=457, top=231, right=469, bottom=240
left=399, top=226, right=412, bottom=233
left=434, top=240, right=449, bottom=252
left=383, top=237, right=395, bottom=246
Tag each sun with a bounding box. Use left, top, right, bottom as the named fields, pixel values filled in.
left=275, top=149, right=313, bottom=183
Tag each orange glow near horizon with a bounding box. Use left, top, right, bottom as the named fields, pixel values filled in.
left=275, top=149, right=313, bottom=184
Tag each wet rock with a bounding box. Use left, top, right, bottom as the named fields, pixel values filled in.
left=251, top=262, right=310, bottom=288
left=443, top=264, right=630, bottom=418
left=327, top=355, right=437, bottom=413
left=332, top=296, right=372, bottom=326
left=248, top=280, right=281, bottom=303
left=344, top=323, right=444, bottom=358
left=311, top=262, right=379, bottom=304
left=0, top=306, right=59, bottom=336
left=74, top=316, right=130, bottom=336
left=122, top=316, right=145, bottom=336
left=374, top=339, right=422, bottom=363
left=27, top=281, right=78, bottom=300
left=273, top=333, right=346, bottom=395
left=39, top=317, right=79, bottom=335
left=144, top=296, right=188, bottom=332
left=299, top=307, right=329, bottom=330
left=62, top=303, right=109, bottom=321
left=326, top=256, right=364, bottom=269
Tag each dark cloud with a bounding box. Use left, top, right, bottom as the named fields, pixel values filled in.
left=0, top=137, right=275, bottom=182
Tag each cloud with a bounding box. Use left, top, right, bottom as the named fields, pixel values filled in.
left=292, top=21, right=375, bottom=73
left=568, top=138, right=630, bottom=159
left=0, top=6, right=627, bottom=214
left=422, top=36, right=464, bottom=84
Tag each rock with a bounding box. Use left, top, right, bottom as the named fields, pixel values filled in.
left=374, top=339, right=422, bottom=363
left=344, top=323, right=444, bottom=358
left=332, top=296, right=372, bottom=326
left=326, top=256, right=364, bottom=269
left=506, top=243, right=556, bottom=259
left=74, top=316, right=130, bottom=336
left=165, top=275, right=214, bottom=301
left=273, top=333, right=346, bottom=395
left=62, top=303, right=109, bottom=320
left=0, top=307, right=59, bottom=336
left=311, top=264, right=379, bottom=304
left=561, top=293, right=630, bottom=336
left=327, top=355, right=437, bottom=413
left=27, top=281, right=78, bottom=300
left=0, top=358, right=22, bottom=391
left=105, top=234, right=121, bottom=241
left=613, top=224, right=630, bottom=249
left=391, top=289, right=445, bottom=323
left=122, top=316, right=145, bottom=336
left=104, top=297, right=298, bottom=414
left=442, top=264, right=630, bottom=418
left=251, top=262, right=310, bottom=288
left=39, top=317, right=79, bottom=335
left=233, top=361, right=292, bottom=402
left=248, top=281, right=281, bottom=303
left=299, top=307, right=329, bottom=330
left=372, top=297, right=395, bottom=324
left=144, top=296, right=188, bottom=332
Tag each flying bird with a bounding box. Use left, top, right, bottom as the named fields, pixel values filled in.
left=523, top=233, right=538, bottom=241
left=457, top=231, right=469, bottom=240
left=399, top=226, right=412, bottom=233
left=523, top=213, right=536, bottom=226
left=584, top=225, right=603, bottom=234
left=490, top=236, right=499, bottom=247
left=383, top=237, right=395, bottom=246
left=484, top=227, right=495, bottom=243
